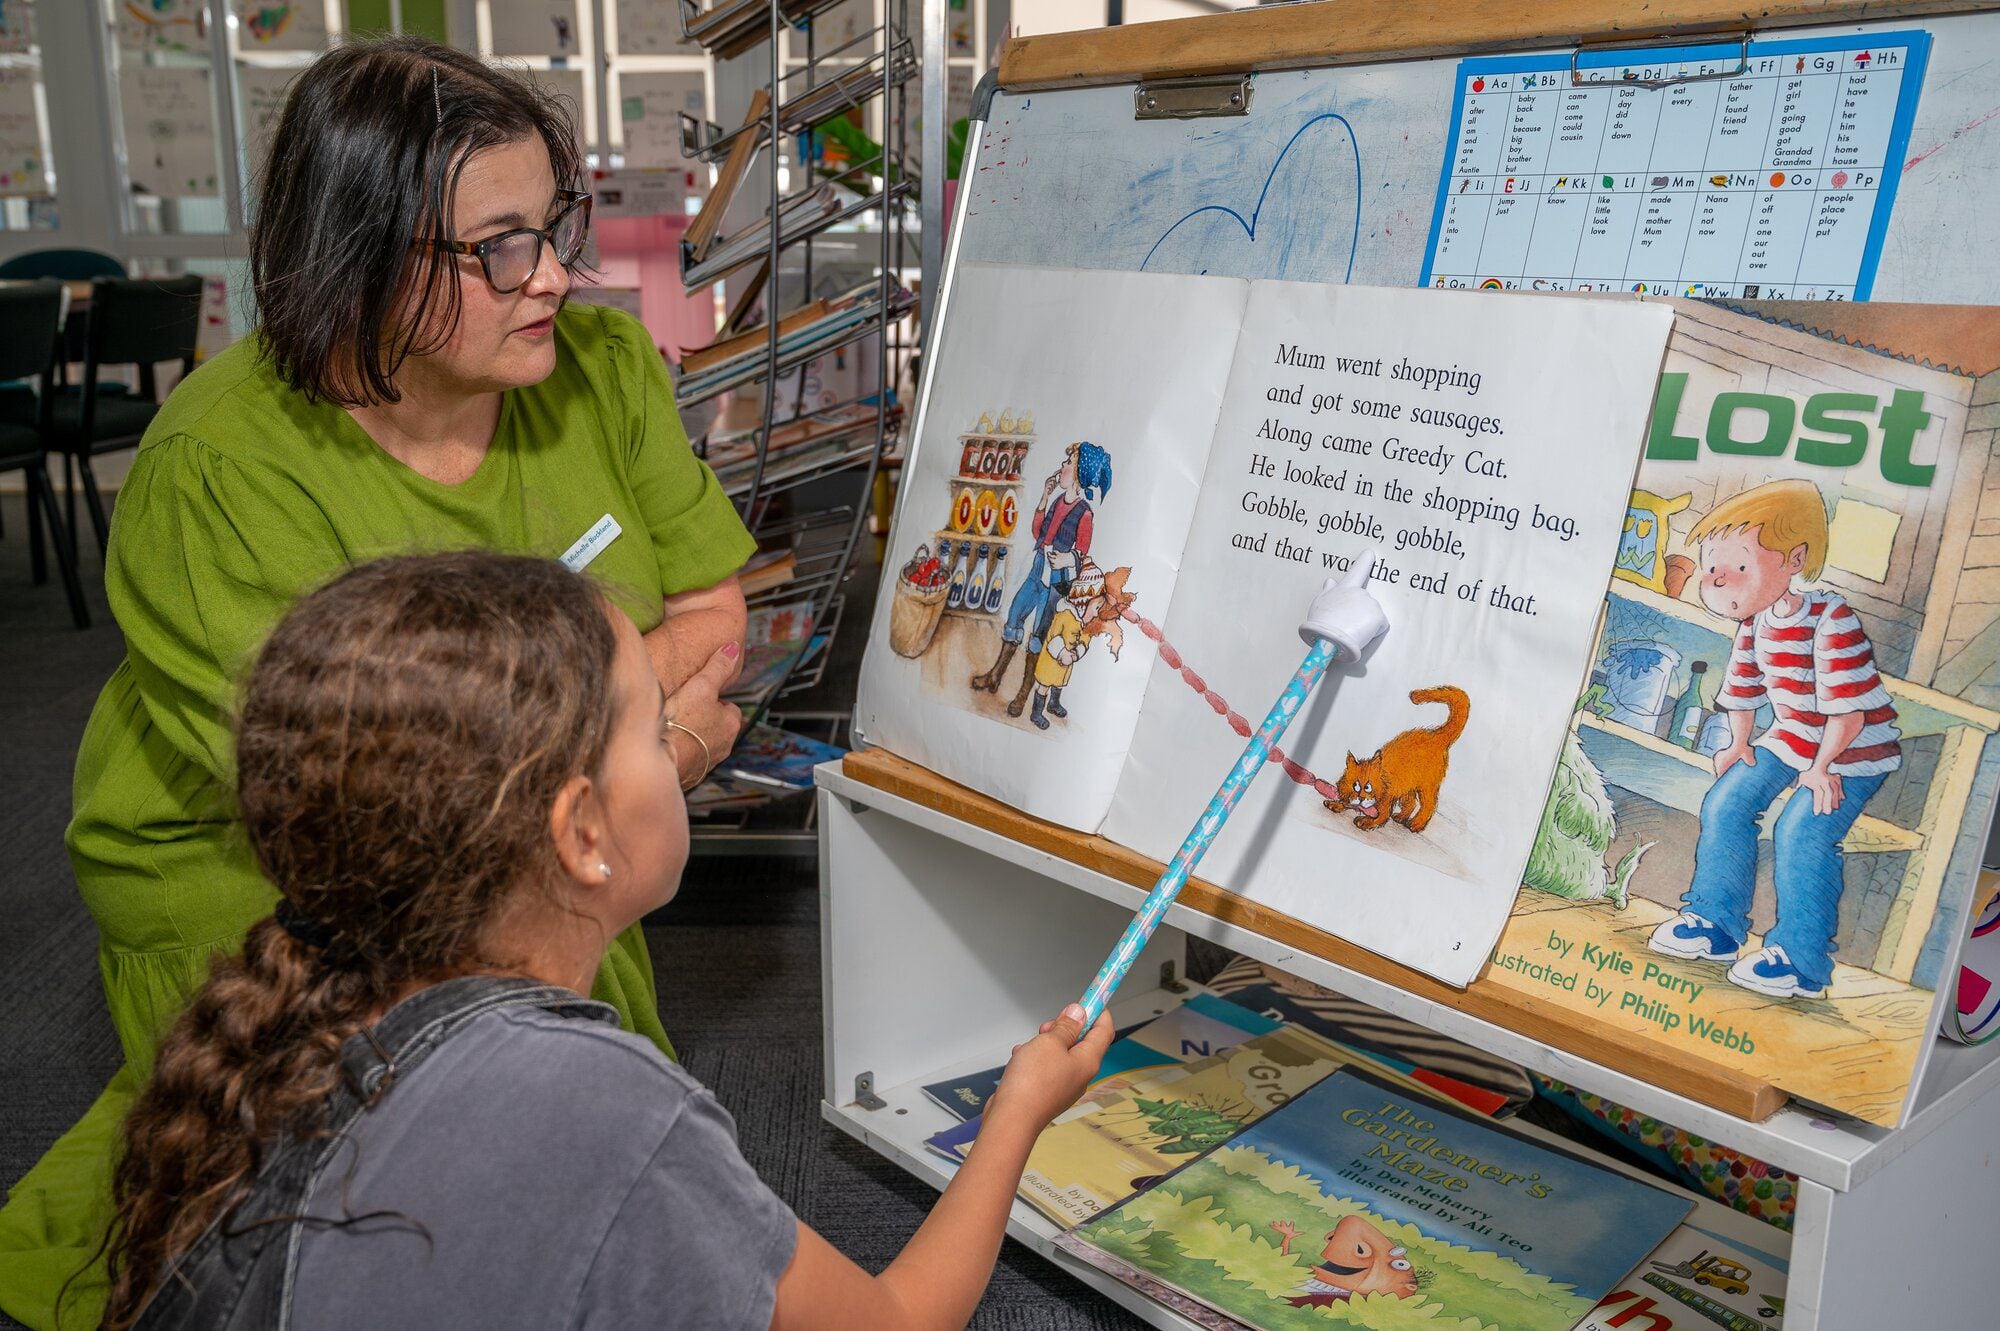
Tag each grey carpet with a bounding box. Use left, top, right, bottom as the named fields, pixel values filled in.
left=0, top=492, right=1140, bottom=1329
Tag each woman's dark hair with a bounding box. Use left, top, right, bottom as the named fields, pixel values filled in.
left=95, top=551, right=621, bottom=1328
left=249, top=36, right=584, bottom=405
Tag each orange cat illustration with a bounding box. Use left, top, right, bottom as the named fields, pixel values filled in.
left=1324, top=686, right=1470, bottom=834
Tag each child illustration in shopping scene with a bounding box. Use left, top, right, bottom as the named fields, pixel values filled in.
left=92, top=551, right=1110, bottom=1331
left=1648, top=480, right=1901, bottom=1000
left=1023, top=559, right=1136, bottom=730
left=971, top=440, right=1114, bottom=718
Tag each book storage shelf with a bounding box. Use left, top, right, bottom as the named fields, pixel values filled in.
left=815, top=749, right=2000, bottom=1329
left=673, top=0, right=919, bottom=850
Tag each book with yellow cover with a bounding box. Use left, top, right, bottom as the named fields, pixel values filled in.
left=1010, top=1026, right=1436, bottom=1228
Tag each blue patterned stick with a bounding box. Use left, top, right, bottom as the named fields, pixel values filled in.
left=1074, top=553, right=1391, bottom=1030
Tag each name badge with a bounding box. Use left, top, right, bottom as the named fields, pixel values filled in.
left=561, top=514, right=622, bottom=571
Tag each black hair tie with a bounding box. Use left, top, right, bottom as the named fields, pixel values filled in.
left=275, top=898, right=345, bottom=955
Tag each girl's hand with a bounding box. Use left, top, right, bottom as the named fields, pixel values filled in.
left=1042, top=471, right=1061, bottom=500
left=986, top=1004, right=1113, bottom=1130
left=664, top=643, right=743, bottom=787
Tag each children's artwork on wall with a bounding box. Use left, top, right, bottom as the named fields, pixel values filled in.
left=0, top=65, right=46, bottom=197
left=613, top=0, right=699, bottom=55
left=522, top=65, right=586, bottom=162
left=487, top=0, right=581, bottom=59
left=860, top=263, right=1675, bottom=985
left=118, top=64, right=218, bottom=197
left=0, top=0, right=35, bottom=55
left=617, top=71, right=705, bottom=170
left=236, top=1, right=327, bottom=52
left=1058, top=1069, right=1691, bottom=1331
left=234, top=63, right=298, bottom=187
left=1491, top=299, right=2000, bottom=1127
left=116, top=0, right=207, bottom=53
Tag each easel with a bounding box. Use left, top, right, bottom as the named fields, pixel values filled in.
left=820, top=4, right=2000, bottom=1327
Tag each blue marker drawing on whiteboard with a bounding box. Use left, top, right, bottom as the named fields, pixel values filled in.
left=1075, top=553, right=1391, bottom=1029
left=1140, top=112, right=1363, bottom=282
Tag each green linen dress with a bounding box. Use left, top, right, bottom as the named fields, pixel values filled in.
left=0, top=303, right=755, bottom=1330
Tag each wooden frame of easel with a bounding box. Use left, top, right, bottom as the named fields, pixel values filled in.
left=997, top=0, right=1993, bottom=90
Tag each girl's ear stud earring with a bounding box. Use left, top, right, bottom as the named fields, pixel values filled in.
left=598, top=863, right=612, bottom=879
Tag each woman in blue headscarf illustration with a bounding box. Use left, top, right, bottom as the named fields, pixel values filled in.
left=970, top=440, right=1113, bottom=718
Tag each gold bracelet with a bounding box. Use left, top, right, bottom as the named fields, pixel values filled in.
left=665, top=720, right=712, bottom=791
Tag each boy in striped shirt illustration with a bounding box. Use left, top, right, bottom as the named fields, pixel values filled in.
left=1649, top=481, right=1901, bottom=1000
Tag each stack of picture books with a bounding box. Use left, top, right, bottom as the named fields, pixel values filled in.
left=680, top=183, right=843, bottom=294
left=684, top=771, right=775, bottom=816
left=675, top=280, right=915, bottom=405
left=1573, top=1214, right=1792, bottom=1331
left=717, top=722, right=847, bottom=792
left=923, top=993, right=1280, bottom=1127
left=679, top=0, right=837, bottom=60
left=727, top=602, right=829, bottom=705
left=737, top=547, right=798, bottom=598
left=928, top=991, right=1527, bottom=1227
left=1054, top=1067, right=1695, bottom=1331
left=702, top=401, right=902, bottom=499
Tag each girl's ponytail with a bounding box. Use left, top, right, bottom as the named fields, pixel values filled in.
left=96, top=551, right=620, bottom=1328
left=99, top=921, right=382, bottom=1327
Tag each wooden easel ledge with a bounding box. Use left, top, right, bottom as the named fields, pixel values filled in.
left=841, top=747, right=1789, bottom=1122
left=998, top=1, right=1988, bottom=92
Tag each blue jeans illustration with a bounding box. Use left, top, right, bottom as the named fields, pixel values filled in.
left=1002, top=550, right=1059, bottom=652
left=1682, top=750, right=1886, bottom=989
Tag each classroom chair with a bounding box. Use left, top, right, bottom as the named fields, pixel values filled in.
left=0, top=282, right=91, bottom=629
left=0, top=251, right=127, bottom=541
left=22, top=275, right=202, bottom=561
left=0, top=249, right=126, bottom=282
left=0, top=248, right=128, bottom=374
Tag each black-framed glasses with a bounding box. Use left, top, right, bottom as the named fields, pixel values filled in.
left=428, top=190, right=591, bottom=293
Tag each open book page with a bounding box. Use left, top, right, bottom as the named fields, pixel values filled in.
left=1102, top=283, right=1674, bottom=985
left=856, top=263, right=1247, bottom=827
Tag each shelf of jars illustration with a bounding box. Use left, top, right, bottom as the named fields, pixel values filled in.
left=933, top=411, right=1035, bottom=619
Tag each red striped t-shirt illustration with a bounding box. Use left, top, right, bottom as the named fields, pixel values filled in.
left=1716, top=590, right=1902, bottom=777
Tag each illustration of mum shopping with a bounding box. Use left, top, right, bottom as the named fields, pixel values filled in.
left=1649, top=481, right=1901, bottom=1001
left=970, top=440, right=1114, bottom=717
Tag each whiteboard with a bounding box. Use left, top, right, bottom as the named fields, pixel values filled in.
left=958, top=12, right=2000, bottom=304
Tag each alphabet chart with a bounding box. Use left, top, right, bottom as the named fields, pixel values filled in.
left=1420, top=33, right=1930, bottom=300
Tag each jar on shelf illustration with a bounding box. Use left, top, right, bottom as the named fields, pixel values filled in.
left=965, top=543, right=993, bottom=608
left=983, top=546, right=1009, bottom=613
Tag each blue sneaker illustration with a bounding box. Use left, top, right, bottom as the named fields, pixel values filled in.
left=1646, top=911, right=1740, bottom=963
left=1727, top=945, right=1826, bottom=999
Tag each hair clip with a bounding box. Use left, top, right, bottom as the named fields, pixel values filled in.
left=433, top=67, right=443, bottom=126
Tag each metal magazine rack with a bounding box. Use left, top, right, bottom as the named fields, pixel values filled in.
left=675, top=0, right=918, bottom=851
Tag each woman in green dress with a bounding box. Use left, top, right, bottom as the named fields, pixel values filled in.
left=0, top=38, right=755, bottom=1329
